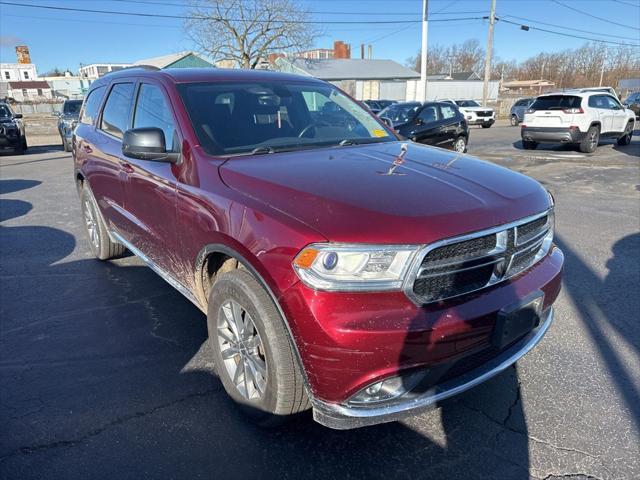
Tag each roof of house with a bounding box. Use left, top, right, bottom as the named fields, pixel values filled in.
left=278, top=58, right=420, bottom=80
left=8, top=81, right=51, bottom=89
left=134, top=51, right=214, bottom=69
left=427, top=71, right=481, bottom=81
left=502, top=79, right=555, bottom=88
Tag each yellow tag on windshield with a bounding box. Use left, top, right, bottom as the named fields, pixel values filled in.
left=372, top=129, right=388, bottom=138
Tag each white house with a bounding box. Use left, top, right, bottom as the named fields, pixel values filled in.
left=79, top=63, right=132, bottom=80
left=6, top=81, right=53, bottom=102
left=41, top=72, right=90, bottom=98
left=0, top=63, right=38, bottom=82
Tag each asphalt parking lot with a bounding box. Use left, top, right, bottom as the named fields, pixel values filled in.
left=1, top=126, right=639, bottom=479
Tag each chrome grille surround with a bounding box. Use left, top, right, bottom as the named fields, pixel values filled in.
left=403, top=209, right=554, bottom=305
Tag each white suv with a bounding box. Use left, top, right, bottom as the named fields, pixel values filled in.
left=452, top=100, right=496, bottom=128
left=521, top=90, right=635, bottom=153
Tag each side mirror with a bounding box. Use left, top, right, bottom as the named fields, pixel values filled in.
left=122, top=128, right=179, bottom=163
left=14, top=113, right=23, bottom=119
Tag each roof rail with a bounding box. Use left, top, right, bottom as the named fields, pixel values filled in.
left=103, top=65, right=161, bottom=76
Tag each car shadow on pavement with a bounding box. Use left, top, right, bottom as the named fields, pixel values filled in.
left=555, top=234, right=640, bottom=431
left=0, top=177, right=532, bottom=479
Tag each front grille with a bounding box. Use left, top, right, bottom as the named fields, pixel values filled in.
left=476, top=110, right=492, bottom=117
left=410, top=211, right=552, bottom=304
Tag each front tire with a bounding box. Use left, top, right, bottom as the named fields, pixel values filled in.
left=80, top=186, right=126, bottom=260
left=510, top=115, right=519, bottom=127
left=579, top=125, right=600, bottom=153
left=617, top=122, right=634, bottom=146
left=207, top=269, right=309, bottom=426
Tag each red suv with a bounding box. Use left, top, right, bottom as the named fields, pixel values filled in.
left=73, top=67, right=563, bottom=429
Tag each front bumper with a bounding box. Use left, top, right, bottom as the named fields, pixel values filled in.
left=466, top=115, right=495, bottom=126
left=312, top=307, right=554, bottom=429
left=521, top=126, right=586, bottom=144
left=0, top=134, right=20, bottom=150
left=280, top=246, right=563, bottom=423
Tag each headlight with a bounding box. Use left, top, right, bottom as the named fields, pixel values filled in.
left=293, top=243, right=419, bottom=291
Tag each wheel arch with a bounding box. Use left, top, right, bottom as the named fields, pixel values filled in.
left=194, top=242, right=313, bottom=396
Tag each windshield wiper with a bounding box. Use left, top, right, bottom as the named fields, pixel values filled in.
left=249, top=146, right=275, bottom=155
left=337, top=139, right=357, bottom=146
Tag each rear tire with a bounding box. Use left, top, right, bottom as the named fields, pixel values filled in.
left=481, top=123, right=492, bottom=129
left=80, top=186, right=126, bottom=260
left=207, top=269, right=309, bottom=427
left=453, top=136, right=467, bottom=153
left=579, top=125, right=600, bottom=153
left=522, top=140, right=538, bottom=150
left=616, top=122, right=634, bottom=146
left=510, top=115, right=519, bottom=127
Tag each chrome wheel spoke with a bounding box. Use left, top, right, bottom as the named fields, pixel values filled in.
left=217, top=299, right=268, bottom=400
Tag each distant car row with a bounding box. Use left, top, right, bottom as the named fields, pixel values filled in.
left=0, top=102, right=27, bottom=154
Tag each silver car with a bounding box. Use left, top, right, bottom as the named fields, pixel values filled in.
left=510, top=97, right=535, bottom=126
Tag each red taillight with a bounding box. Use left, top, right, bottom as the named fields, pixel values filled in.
left=563, top=107, right=584, bottom=114
left=521, top=124, right=527, bottom=128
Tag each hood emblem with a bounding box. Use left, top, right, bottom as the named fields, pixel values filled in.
left=378, top=143, right=408, bottom=176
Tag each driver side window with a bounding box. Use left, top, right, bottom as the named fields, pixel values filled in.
left=133, top=84, right=178, bottom=151
left=418, top=105, right=439, bottom=124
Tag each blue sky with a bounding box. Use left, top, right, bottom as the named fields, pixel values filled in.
left=0, top=0, right=638, bottom=73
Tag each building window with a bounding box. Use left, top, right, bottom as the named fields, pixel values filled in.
left=3, top=71, right=9, bottom=80
left=23, top=71, right=29, bottom=79
left=37, top=89, right=43, bottom=96
left=22, top=89, right=28, bottom=97
left=97, top=66, right=108, bottom=77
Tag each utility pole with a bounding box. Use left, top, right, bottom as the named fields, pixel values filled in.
left=482, top=0, right=496, bottom=106
left=539, top=60, right=545, bottom=94
left=599, top=51, right=606, bottom=87
left=420, top=0, right=429, bottom=102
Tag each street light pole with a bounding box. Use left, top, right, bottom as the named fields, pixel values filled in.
left=420, top=0, right=429, bottom=102
left=482, top=0, right=496, bottom=106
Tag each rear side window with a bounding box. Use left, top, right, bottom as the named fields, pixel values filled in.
left=530, top=95, right=582, bottom=110
left=440, top=104, right=458, bottom=120
left=100, top=83, right=134, bottom=139
left=133, top=84, right=178, bottom=151
left=80, top=86, right=106, bottom=125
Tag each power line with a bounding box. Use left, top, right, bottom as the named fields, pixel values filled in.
left=611, top=0, right=640, bottom=7
left=501, top=14, right=640, bottom=41
left=498, top=18, right=639, bottom=46
left=100, top=0, right=487, bottom=16
left=0, top=1, right=484, bottom=24
left=552, top=0, right=640, bottom=30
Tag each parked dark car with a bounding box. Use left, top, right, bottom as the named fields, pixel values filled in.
left=624, top=91, right=640, bottom=118
left=363, top=99, right=397, bottom=115
left=57, top=99, right=83, bottom=152
left=0, top=102, right=27, bottom=154
left=73, top=67, right=562, bottom=429
left=510, top=97, right=535, bottom=126
left=380, top=101, right=469, bottom=152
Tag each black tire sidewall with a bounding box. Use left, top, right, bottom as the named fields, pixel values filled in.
left=207, top=270, right=283, bottom=420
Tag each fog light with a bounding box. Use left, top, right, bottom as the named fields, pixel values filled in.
left=348, top=371, right=426, bottom=406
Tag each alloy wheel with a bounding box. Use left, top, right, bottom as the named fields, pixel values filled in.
left=589, top=130, right=599, bottom=150
left=217, top=300, right=267, bottom=400
left=454, top=138, right=466, bottom=153
left=83, top=199, right=99, bottom=250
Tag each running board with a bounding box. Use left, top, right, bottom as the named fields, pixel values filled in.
left=110, top=231, right=205, bottom=313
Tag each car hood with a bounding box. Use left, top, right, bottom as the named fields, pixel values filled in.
left=219, top=142, right=551, bottom=244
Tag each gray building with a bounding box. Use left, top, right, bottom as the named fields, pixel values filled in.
left=274, top=58, right=420, bottom=101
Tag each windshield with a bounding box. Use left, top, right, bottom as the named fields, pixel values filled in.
left=177, top=81, right=394, bottom=156
left=455, top=100, right=480, bottom=107
left=0, top=105, right=12, bottom=118
left=63, top=100, right=83, bottom=115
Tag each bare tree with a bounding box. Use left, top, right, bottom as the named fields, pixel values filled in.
left=185, top=0, right=319, bottom=69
